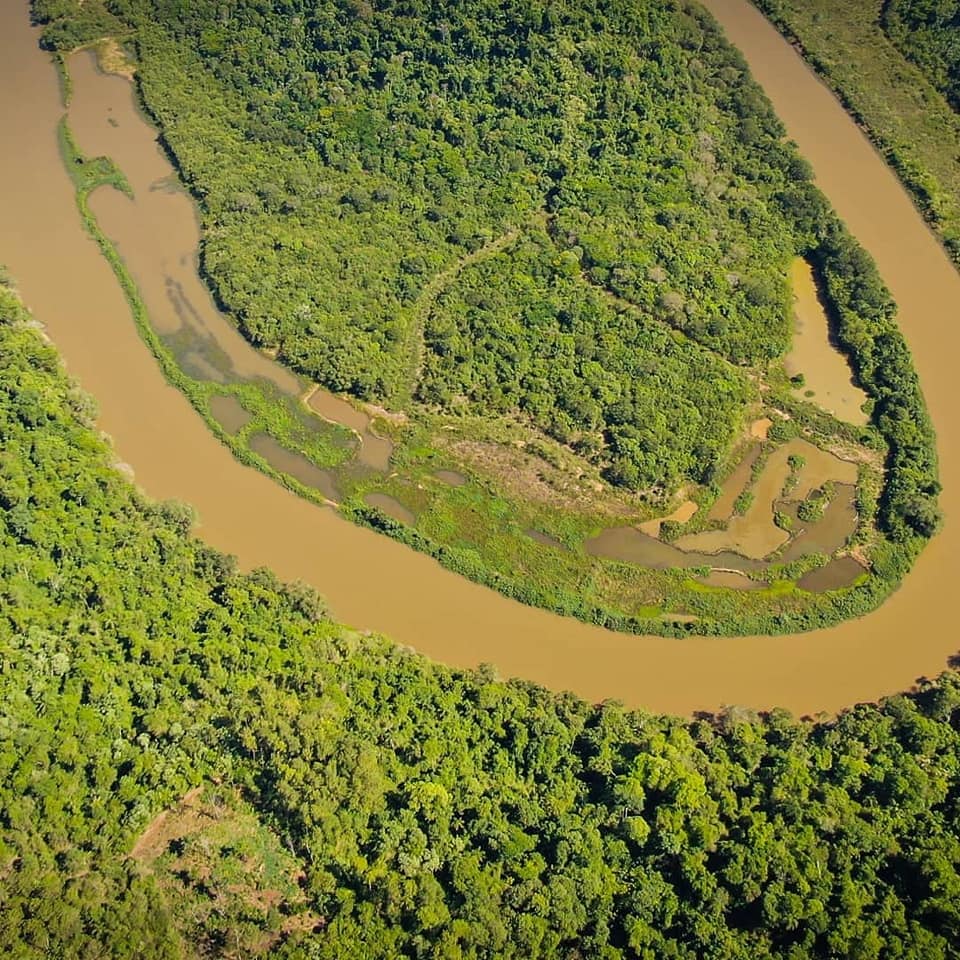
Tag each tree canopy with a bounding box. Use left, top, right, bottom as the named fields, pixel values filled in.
left=36, top=0, right=811, bottom=492
left=1, top=282, right=959, bottom=957
left=27, top=0, right=942, bottom=640
left=883, top=0, right=960, bottom=110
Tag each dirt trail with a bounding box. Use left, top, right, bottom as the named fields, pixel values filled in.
left=403, top=221, right=531, bottom=401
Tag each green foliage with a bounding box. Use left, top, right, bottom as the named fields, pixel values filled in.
left=767, top=418, right=798, bottom=443
left=659, top=519, right=684, bottom=543
left=812, top=220, right=941, bottom=542
left=31, top=0, right=940, bottom=636
left=88, top=0, right=811, bottom=492
left=734, top=490, right=755, bottom=515
left=421, top=228, right=753, bottom=490
left=782, top=453, right=804, bottom=496
left=883, top=0, right=960, bottom=110
left=32, top=0, right=126, bottom=50
left=58, top=120, right=133, bottom=198
left=2, top=287, right=960, bottom=957
left=753, top=0, right=960, bottom=262
left=49, top=59, right=923, bottom=644
left=797, top=493, right=827, bottom=523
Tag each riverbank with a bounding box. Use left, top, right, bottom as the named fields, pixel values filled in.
left=49, top=34, right=934, bottom=640
left=4, top=277, right=960, bottom=957
left=750, top=0, right=960, bottom=264
left=58, top=116, right=354, bottom=508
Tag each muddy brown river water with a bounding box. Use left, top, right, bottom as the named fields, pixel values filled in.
left=787, top=258, right=869, bottom=425
left=0, top=0, right=956, bottom=716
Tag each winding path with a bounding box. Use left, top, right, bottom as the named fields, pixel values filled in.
left=402, top=219, right=533, bottom=401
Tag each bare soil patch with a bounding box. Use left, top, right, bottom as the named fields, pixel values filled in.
left=94, top=39, right=136, bottom=80
left=448, top=437, right=642, bottom=517
left=131, top=785, right=322, bottom=958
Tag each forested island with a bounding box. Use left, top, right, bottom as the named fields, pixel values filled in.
left=2, top=279, right=960, bottom=957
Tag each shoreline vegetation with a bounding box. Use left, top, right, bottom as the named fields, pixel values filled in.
left=4, top=4, right=960, bottom=954
left=2, top=279, right=960, bottom=956
left=33, top=0, right=939, bottom=638
left=750, top=0, right=960, bottom=265
left=56, top=118, right=354, bottom=511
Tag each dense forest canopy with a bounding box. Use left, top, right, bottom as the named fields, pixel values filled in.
left=36, top=0, right=815, bottom=493
left=883, top=0, right=960, bottom=110
left=419, top=228, right=753, bottom=488
left=1, top=283, right=960, bottom=957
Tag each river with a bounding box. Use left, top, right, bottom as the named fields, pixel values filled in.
left=0, top=0, right=955, bottom=716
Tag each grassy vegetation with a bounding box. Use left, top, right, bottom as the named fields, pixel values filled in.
left=2, top=284, right=960, bottom=958
left=131, top=786, right=321, bottom=954
left=46, top=0, right=812, bottom=494
left=752, top=0, right=960, bottom=262
left=884, top=0, right=960, bottom=109
left=58, top=117, right=359, bottom=499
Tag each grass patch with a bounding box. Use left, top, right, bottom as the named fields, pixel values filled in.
left=132, top=785, right=321, bottom=956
